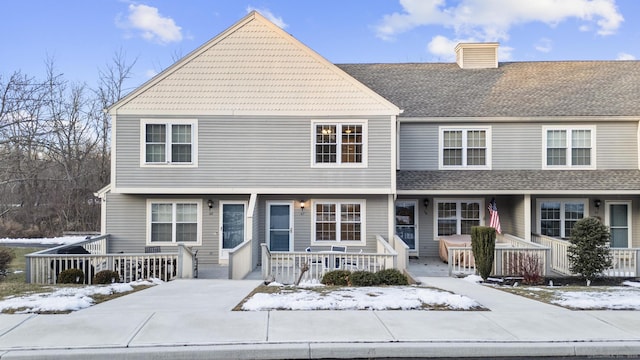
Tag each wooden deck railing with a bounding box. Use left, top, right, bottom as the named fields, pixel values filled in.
left=261, top=235, right=398, bottom=284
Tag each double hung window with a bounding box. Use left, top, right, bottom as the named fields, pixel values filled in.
left=142, top=119, right=197, bottom=166
left=436, top=199, right=483, bottom=236
left=439, top=127, right=491, bottom=169
left=313, top=201, right=365, bottom=243
left=313, top=122, right=366, bottom=166
left=543, top=127, right=595, bottom=169
left=148, top=200, right=201, bottom=245
left=538, top=200, right=586, bottom=238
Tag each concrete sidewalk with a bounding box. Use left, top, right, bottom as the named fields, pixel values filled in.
left=1, top=278, right=640, bottom=359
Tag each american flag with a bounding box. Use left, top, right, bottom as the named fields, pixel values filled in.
left=488, top=198, right=502, bottom=234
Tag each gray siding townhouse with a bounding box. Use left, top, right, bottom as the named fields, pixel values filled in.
left=100, top=11, right=640, bottom=271
left=341, top=43, right=640, bottom=258
left=101, top=12, right=400, bottom=267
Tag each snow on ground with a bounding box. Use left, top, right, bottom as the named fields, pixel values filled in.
left=0, top=236, right=86, bottom=245
left=242, top=285, right=482, bottom=311
left=513, top=281, right=640, bottom=310
left=0, top=279, right=161, bottom=314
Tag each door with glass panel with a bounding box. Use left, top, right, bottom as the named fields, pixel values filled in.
left=606, top=202, right=631, bottom=248
left=395, top=201, right=417, bottom=252
left=267, top=202, right=293, bottom=251
left=219, top=201, right=246, bottom=261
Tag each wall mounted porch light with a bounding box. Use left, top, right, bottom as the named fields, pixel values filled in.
left=300, top=200, right=306, bottom=215
left=207, top=199, right=214, bottom=215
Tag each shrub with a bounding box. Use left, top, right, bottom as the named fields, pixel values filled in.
left=321, top=270, right=351, bottom=286
left=568, top=217, right=612, bottom=284
left=375, top=268, right=408, bottom=285
left=349, top=271, right=379, bottom=286
left=471, top=226, right=496, bottom=281
left=57, top=268, right=85, bottom=284
left=505, top=252, right=543, bottom=285
left=93, top=270, right=120, bottom=284
left=0, top=247, right=16, bottom=279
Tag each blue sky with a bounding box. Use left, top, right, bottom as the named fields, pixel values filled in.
left=2, top=0, right=638, bottom=91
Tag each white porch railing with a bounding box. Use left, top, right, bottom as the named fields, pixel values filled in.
left=261, top=235, right=397, bottom=284
left=25, top=235, right=179, bottom=284
left=229, top=240, right=253, bottom=280
left=531, top=233, right=640, bottom=277
left=447, top=234, right=552, bottom=277
left=390, top=235, right=410, bottom=274
left=531, top=233, right=572, bottom=275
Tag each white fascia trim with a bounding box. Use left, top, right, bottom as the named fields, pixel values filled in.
left=112, top=187, right=394, bottom=195
left=399, top=116, right=640, bottom=123
left=397, top=189, right=640, bottom=195
left=113, top=109, right=400, bottom=117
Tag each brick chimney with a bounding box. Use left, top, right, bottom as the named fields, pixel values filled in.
left=455, top=43, right=499, bottom=69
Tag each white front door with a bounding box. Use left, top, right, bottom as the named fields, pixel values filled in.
left=267, top=202, right=293, bottom=251
left=219, top=201, right=247, bottom=261
left=605, top=201, right=631, bottom=248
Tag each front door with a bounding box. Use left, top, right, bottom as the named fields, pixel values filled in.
left=606, top=201, right=631, bottom=248
left=395, top=200, right=417, bottom=252
left=219, top=201, right=246, bottom=261
left=267, top=202, right=293, bottom=251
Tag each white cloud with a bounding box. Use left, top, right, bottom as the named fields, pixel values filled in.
left=120, top=4, right=183, bottom=44
left=535, top=38, right=553, bottom=53
left=246, top=6, right=288, bottom=29
left=377, top=0, right=623, bottom=57
left=145, top=69, right=158, bottom=78
left=617, top=52, right=636, bottom=60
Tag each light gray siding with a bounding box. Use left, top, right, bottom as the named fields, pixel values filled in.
left=115, top=115, right=393, bottom=190
left=398, top=123, right=438, bottom=170
left=597, top=122, right=638, bottom=169
left=399, top=121, right=638, bottom=171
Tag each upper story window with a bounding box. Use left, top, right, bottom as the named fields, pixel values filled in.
left=439, top=127, right=491, bottom=169
left=543, top=126, right=595, bottom=169
left=537, top=199, right=587, bottom=238
left=141, top=119, right=198, bottom=167
left=312, top=122, right=367, bottom=167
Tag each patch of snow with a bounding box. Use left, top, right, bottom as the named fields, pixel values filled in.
left=0, top=236, right=86, bottom=245
left=463, top=275, right=483, bottom=284
left=0, top=280, right=159, bottom=314
left=552, top=288, right=640, bottom=310
left=241, top=286, right=481, bottom=311
left=623, top=281, right=640, bottom=288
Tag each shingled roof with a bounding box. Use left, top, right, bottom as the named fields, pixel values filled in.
left=397, top=170, right=640, bottom=194
left=338, top=61, right=640, bottom=118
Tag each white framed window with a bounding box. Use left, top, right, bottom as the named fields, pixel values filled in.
left=536, top=199, right=587, bottom=238
left=312, top=121, right=367, bottom=167
left=312, top=200, right=366, bottom=245
left=141, top=119, right=198, bottom=167
left=434, top=199, right=484, bottom=237
left=542, top=126, right=595, bottom=169
left=439, top=127, right=491, bottom=169
left=147, top=199, right=202, bottom=245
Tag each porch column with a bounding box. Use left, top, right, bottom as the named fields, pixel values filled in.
left=524, top=194, right=531, bottom=241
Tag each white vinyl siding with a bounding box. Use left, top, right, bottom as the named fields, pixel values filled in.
left=141, top=119, right=198, bottom=167
left=543, top=126, right=595, bottom=169
left=312, top=200, right=366, bottom=245
left=312, top=121, right=367, bottom=167
left=147, top=200, right=202, bottom=245
left=439, top=127, right=491, bottom=169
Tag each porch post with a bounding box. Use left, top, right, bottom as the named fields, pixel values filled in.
left=524, top=194, right=531, bottom=241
